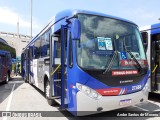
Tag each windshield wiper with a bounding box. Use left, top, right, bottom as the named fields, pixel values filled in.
left=103, top=36, right=118, bottom=74
left=123, top=40, right=142, bottom=72
left=103, top=50, right=118, bottom=74
left=126, top=50, right=142, bottom=72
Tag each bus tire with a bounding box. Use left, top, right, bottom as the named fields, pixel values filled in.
left=5, top=72, right=10, bottom=84
left=45, top=80, right=57, bottom=106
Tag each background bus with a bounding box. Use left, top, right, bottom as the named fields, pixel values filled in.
left=140, top=23, right=160, bottom=94
left=22, top=9, right=149, bottom=116
left=0, top=37, right=16, bottom=83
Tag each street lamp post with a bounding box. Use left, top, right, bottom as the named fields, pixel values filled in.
left=31, top=0, right=32, bottom=38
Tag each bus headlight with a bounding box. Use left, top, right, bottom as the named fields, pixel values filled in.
left=92, top=92, right=98, bottom=98
left=76, top=83, right=102, bottom=100
left=77, top=84, right=82, bottom=90
left=84, top=87, right=91, bottom=95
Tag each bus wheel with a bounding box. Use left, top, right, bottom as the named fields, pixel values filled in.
left=45, top=80, right=57, bottom=106
left=5, top=72, right=10, bottom=84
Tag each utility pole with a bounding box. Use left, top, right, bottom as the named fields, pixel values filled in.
left=31, top=0, right=32, bottom=38
left=17, top=16, right=19, bottom=38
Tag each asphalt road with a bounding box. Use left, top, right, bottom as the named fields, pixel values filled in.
left=0, top=76, right=160, bottom=120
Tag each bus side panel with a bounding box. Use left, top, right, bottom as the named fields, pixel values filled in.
left=1, top=56, right=7, bottom=81
left=0, top=55, right=4, bottom=82
left=23, top=60, right=26, bottom=80
left=33, top=59, right=38, bottom=87
left=37, top=57, right=49, bottom=92
left=7, top=53, right=12, bottom=75
left=29, top=60, right=34, bottom=84
left=66, top=41, right=91, bottom=114
left=37, top=58, right=44, bottom=91
left=43, top=57, right=50, bottom=92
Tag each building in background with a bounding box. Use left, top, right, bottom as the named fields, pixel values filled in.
left=0, top=32, right=31, bottom=60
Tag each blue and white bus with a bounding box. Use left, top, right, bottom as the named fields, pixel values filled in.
left=22, top=9, right=149, bottom=116
left=0, top=38, right=16, bottom=83
left=140, top=23, right=160, bottom=94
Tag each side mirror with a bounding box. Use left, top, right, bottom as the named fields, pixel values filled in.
left=143, top=42, right=148, bottom=52
left=141, top=32, right=148, bottom=52
left=71, top=19, right=81, bottom=40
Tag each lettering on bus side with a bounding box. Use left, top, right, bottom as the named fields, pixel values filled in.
left=132, top=85, right=142, bottom=91
left=112, top=70, right=138, bottom=76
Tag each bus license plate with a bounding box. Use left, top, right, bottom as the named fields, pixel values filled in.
left=119, top=99, right=132, bottom=106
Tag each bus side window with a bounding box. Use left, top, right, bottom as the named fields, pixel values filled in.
left=29, top=47, right=33, bottom=59
left=34, top=38, right=41, bottom=59
left=55, top=42, right=61, bottom=58
left=53, top=35, right=61, bottom=65
left=41, top=30, right=50, bottom=57
left=41, top=34, right=46, bottom=57
left=141, top=32, right=148, bottom=52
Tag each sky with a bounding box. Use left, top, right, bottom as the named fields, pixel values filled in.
left=0, top=0, right=159, bottom=37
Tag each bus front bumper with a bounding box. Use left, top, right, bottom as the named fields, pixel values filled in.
left=76, top=89, right=148, bottom=116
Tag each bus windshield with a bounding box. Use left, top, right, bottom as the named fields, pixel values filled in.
left=76, top=14, right=147, bottom=70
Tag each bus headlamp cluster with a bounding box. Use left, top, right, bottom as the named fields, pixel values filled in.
left=76, top=83, right=102, bottom=100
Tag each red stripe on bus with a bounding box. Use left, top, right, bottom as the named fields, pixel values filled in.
left=96, top=88, right=121, bottom=96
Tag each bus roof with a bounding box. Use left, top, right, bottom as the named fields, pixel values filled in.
left=151, top=23, right=160, bottom=34
left=55, top=9, right=136, bottom=25
left=140, top=23, right=160, bottom=34
left=151, top=23, right=160, bottom=29
left=23, top=9, right=137, bottom=51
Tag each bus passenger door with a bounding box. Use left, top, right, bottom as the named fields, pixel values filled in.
left=151, top=35, right=160, bottom=92
left=61, top=26, right=68, bottom=109
left=51, top=34, right=63, bottom=97
left=50, top=27, right=68, bottom=109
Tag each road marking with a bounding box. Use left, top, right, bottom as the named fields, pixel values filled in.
left=6, top=83, right=16, bottom=111
left=148, top=100, right=160, bottom=106
left=2, top=83, right=16, bottom=120
left=133, top=105, right=149, bottom=111
left=9, top=81, right=24, bottom=84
